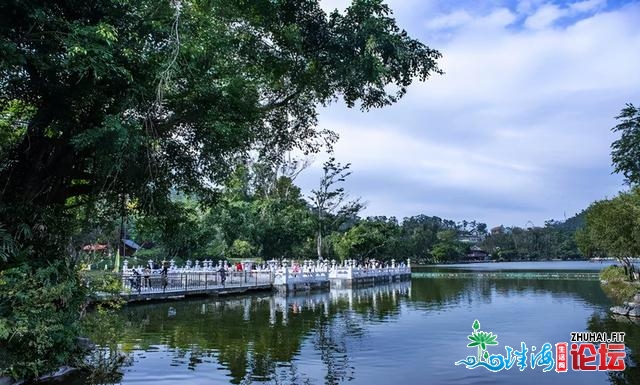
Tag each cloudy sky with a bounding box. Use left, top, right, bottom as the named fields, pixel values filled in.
left=295, top=0, right=640, bottom=228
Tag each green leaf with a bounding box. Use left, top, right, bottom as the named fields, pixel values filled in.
left=472, top=319, right=480, bottom=331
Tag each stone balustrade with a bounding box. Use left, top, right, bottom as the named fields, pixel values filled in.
left=119, top=258, right=412, bottom=297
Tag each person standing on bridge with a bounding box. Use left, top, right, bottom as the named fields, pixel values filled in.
left=161, top=263, right=169, bottom=291
left=218, top=264, right=227, bottom=286
left=132, top=269, right=142, bottom=293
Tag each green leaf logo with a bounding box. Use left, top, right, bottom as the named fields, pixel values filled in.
left=466, top=320, right=498, bottom=362
left=467, top=331, right=499, bottom=350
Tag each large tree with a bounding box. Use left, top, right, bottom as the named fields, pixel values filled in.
left=579, top=102, right=640, bottom=278
left=334, top=216, right=399, bottom=262
left=0, top=0, right=442, bottom=261
left=0, top=0, right=445, bottom=264
left=0, top=0, right=442, bottom=378
left=611, top=103, right=640, bottom=186
left=578, top=189, right=640, bottom=280
left=308, top=157, right=363, bottom=259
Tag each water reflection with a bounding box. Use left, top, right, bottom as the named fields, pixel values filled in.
left=409, top=277, right=611, bottom=309
left=116, top=282, right=411, bottom=384
left=588, top=311, right=640, bottom=385
left=40, top=274, right=640, bottom=385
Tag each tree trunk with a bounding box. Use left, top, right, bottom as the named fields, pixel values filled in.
left=317, top=231, right=322, bottom=260
left=0, top=133, right=81, bottom=207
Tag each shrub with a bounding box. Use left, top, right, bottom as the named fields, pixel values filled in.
left=75, top=306, right=130, bottom=384
left=0, top=261, right=86, bottom=380
left=600, top=265, right=639, bottom=304
left=600, top=265, right=627, bottom=283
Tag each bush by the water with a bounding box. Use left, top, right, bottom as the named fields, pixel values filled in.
left=600, top=265, right=639, bottom=303
left=75, top=307, right=130, bottom=384
left=0, top=262, right=86, bottom=380
left=600, top=265, right=627, bottom=283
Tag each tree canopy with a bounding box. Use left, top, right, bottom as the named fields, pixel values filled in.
left=611, top=103, right=640, bottom=186
left=577, top=188, right=640, bottom=279
left=0, top=0, right=443, bottom=379
left=575, top=103, right=640, bottom=279
left=0, top=0, right=442, bottom=219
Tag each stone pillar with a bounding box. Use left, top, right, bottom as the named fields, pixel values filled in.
left=121, top=260, right=129, bottom=289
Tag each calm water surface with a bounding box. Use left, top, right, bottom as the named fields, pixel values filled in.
left=74, top=262, right=640, bottom=384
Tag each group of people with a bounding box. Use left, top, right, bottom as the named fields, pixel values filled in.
left=216, top=262, right=247, bottom=284
left=129, top=262, right=169, bottom=291
left=126, top=260, right=265, bottom=290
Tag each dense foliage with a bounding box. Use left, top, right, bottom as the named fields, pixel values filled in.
left=4, top=0, right=631, bottom=380
left=111, top=162, right=587, bottom=265
left=0, top=262, right=87, bottom=379
left=480, top=217, right=584, bottom=262
left=611, top=103, right=640, bottom=186
left=0, top=0, right=442, bottom=379
left=578, top=103, right=640, bottom=281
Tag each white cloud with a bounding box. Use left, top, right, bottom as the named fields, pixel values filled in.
left=426, top=8, right=517, bottom=32
left=328, top=122, right=540, bottom=192
left=416, top=5, right=640, bottom=105
left=569, top=0, right=606, bottom=13
left=479, top=8, right=519, bottom=28
left=523, top=0, right=608, bottom=30
left=517, top=0, right=545, bottom=15
left=299, top=1, right=640, bottom=226
left=524, top=4, right=567, bottom=29
left=426, top=10, right=472, bottom=30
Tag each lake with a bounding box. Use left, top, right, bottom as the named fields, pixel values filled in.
left=48, top=261, right=639, bottom=385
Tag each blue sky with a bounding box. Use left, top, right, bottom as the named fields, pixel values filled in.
left=294, top=0, right=640, bottom=228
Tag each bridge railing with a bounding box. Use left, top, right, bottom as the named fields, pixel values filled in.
left=121, top=270, right=275, bottom=293
left=273, top=269, right=329, bottom=286
left=328, top=265, right=411, bottom=279
left=120, top=258, right=412, bottom=293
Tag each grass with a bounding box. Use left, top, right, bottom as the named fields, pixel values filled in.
left=600, top=265, right=640, bottom=304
